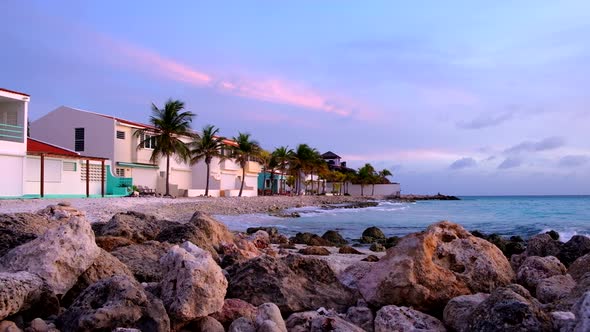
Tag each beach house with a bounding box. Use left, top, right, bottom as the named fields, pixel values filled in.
left=30, top=106, right=261, bottom=197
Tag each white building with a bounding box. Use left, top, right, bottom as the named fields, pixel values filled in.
left=31, top=106, right=261, bottom=197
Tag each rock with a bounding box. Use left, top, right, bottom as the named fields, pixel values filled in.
left=211, top=299, right=257, bottom=329
left=572, top=291, right=590, bottom=332
left=0, top=217, right=101, bottom=296
left=181, top=316, right=224, bottom=332
left=471, top=232, right=526, bottom=258
left=247, top=227, right=287, bottom=244
left=299, top=246, right=331, bottom=256
left=359, top=221, right=514, bottom=312
left=322, top=230, right=348, bottom=246
left=155, top=223, right=220, bottom=261
left=338, top=246, right=363, bottom=255
left=228, top=317, right=256, bottom=332
left=94, top=235, right=134, bottom=252
left=346, top=306, right=374, bottom=332
left=384, top=236, right=400, bottom=249
left=61, top=248, right=135, bottom=307
left=159, top=242, right=227, bottom=328
left=550, top=311, right=576, bottom=332
left=25, top=318, right=52, bottom=332
left=255, top=303, right=287, bottom=332
left=569, top=254, right=590, bottom=281
left=310, top=314, right=365, bottom=332
left=36, top=204, right=84, bottom=220
left=525, top=233, right=562, bottom=258
left=248, top=230, right=270, bottom=249
left=555, top=272, right=590, bottom=311
left=0, top=272, right=58, bottom=321
left=226, top=254, right=356, bottom=314
left=189, top=211, right=235, bottom=247
left=290, top=232, right=332, bottom=246
left=257, top=320, right=283, bottom=332
left=361, top=255, right=379, bottom=262
left=546, top=230, right=560, bottom=241
left=0, top=212, right=65, bottom=256
left=374, top=305, right=445, bottom=332
left=516, top=256, right=566, bottom=293
left=369, top=243, right=385, bottom=252
left=558, top=235, right=590, bottom=267
left=536, top=274, right=576, bottom=304
left=285, top=311, right=320, bottom=332
left=510, top=253, right=527, bottom=272
left=465, top=284, right=552, bottom=332
left=111, top=241, right=172, bottom=282
left=0, top=228, right=37, bottom=257
left=0, top=321, right=22, bottom=332
left=443, top=293, right=489, bottom=332
left=96, top=211, right=176, bottom=242
left=56, top=275, right=170, bottom=332
left=360, top=226, right=385, bottom=244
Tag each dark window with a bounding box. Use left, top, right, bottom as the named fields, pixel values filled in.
left=142, top=133, right=157, bottom=149
left=116, top=131, right=125, bottom=139
left=74, top=128, right=84, bottom=151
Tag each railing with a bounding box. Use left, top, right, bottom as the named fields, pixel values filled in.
left=0, top=123, right=24, bottom=142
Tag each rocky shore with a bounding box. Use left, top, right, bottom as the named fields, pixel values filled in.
left=1, top=202, right=589, bottom=331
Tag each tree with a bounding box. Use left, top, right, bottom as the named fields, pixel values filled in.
left=289, top=144, right=318, bottom=195
left=135, top=99, right=195, bottom=197
left=272, top=146, right=292, bottom=194
left=190, top=125, right=226, bottom=196
left=357, top=163, right=376, bottom=196
left=230, top=132, right=261, bottom=197
left=258, top=150, right=272, bottom=196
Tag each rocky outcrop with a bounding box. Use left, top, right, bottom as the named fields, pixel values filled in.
left=226, top=254, right=356, bottom=314
left=535, top=274, right=576, bottom=304
left=96, top=211, right=176, bottom=243
left=0, top=217, right=101, bottom=295
left=211, top=299, right=257, bottom=329
left=62, top=249, right=135, bottom=306
left=57, top=275, right=170, bottom=332
left=374, top=305, right=446, bottom=332
left=111, top=241, right=172, bottom=282
left=159, top=242, right=227, bottom=328
left=569, top=253, right=590, bottom=281
left=299, top=246, right=330, bottom=256
left=465, top=284, right=552, bottom=332
left=321, top=230, right=348, bottom=246
left=558, top=235, right=590, bottom=267
left=0, top=271, right=58, bottom=321
left=359, top=221, right=514, bottom=312
left=516, top=256, right=566, bottom=293
left=443, top=293, right=489, bottom=332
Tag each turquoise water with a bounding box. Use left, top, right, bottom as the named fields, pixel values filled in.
left=216, top=196, right=590, bottom=242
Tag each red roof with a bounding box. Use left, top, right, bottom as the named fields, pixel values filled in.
left=0, top=87, right=30, bottom=97
left=27, top=138, right=79, bottom=157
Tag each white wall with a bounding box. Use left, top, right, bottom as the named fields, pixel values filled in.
left=31, top=106, right=115, bottom=161
left=325, top=183, right=401, bottom=196
left=0, top=154, right=24, bottom=197
left=129, top=168, right=158, bottom=189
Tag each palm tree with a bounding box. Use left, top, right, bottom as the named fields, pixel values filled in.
left=357, top=163, right=375, bottom=196
left=258, top=150, right=272, bottom=196
left=230, top=132, right=261, bottom=197
left=372, top=169, right=393, bottom=195
left=135, top=99, right=195, bottom=197
left=289, top=144, right=317, bottom=195
left=272, top=146, right=292, bottom=194
left=190, top=125, right=226, bottom=196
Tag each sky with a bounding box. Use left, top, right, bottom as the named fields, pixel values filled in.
left=1, top=1, right=589, bottom=195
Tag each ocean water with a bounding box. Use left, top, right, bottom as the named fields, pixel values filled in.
left=215, top=196, right=590, bottom=242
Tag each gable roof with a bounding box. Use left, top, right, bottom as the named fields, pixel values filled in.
left=321, top=151, right=341, bottom=159
left=0, top=87, right=30, bottom=97
left=27, top=138, right=79, bottom=156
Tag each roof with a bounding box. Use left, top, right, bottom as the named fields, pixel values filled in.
left=0, top=87, right=30, bottom=97
left=27, top=138, right=107, bottom=160
left=321, top=151, right=341, bottom=159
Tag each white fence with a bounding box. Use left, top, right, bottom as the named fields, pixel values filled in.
left=325, top=182, right=401, bottom=197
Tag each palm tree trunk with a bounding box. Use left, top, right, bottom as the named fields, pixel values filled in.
left=262, top=170, right=268, bottom=196
left=239, top=167, right=245, bottom=197
left=361, top=184, right=364, bottom=196
left=372, top=183, right=375, bottom=196
left=310, top=170, right=314, bottom=194
left=165, top=154, right=170, bottom=196
left=205, top=162, right=210, bottom=196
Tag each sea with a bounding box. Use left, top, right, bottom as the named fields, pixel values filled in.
left=215, top=196, right=590, bottom=242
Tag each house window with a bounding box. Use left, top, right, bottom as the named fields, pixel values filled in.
left=142, top=133, right=157, bottom=149
left=63, top=161, right=77, bottom=171
left=265, top=179, right=271, bottom=188
left=116, top=131, right=125, bottom=139
left=74, top=128, right=84, bottom=151
left=115, top=168, right=125, bottom=177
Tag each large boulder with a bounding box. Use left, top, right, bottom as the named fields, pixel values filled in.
left=0, top=217, right=101, bottom=296
left=465, top=284, right=552, bottom=332
left=524, top=233, right=562, bottom=257
left=299, top=246, right=330, bottom=256
left=255, top=303, right=287, bottom=332
left=211, top=299, right=257, bottom=329
left=569, top=253, right=590, bottom=281
left=360, top=226, right=386, bottom=244
left=358, top=221, right=514, bottom=312
left=443, top=293, right=489, bottom=332
left=321, top=230, right=348, bottom=246
left=374, top=305, right=445, bottom=332
left=285, top=311, right=321, bottom=332
left=572, top=291, right=590, bottom=332
left=155, top=223, right=220, bottom=261
left=62, top=249, right=135, bottom=306
left=111, top=241, right=172, bottom=282
left=516, top=256, right=566, bottom=293
left=0, top=271, right=58, bottom=321
left=0, top=212, right=66, bottom=256
left=57, top=275, right=169, bottom=332
left=159, top=242, right=227, bottom=328
left=97, top=211, right=176, bottom=243
left=558, top=235, right=590, bottom=267
left=226, top=254, right=356, bottom=314
left=94, top=235, right=134, bottom=252
left=189, top=211, right=235, bottom=248
left=536, top=274, right=576, bottom=304
left=290, top=232, right=332, bottom=246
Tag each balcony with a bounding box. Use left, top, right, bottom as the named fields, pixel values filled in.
left=0, top=123, right=24, bottom=143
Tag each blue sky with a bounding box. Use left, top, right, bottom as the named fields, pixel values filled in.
left=1, top=1, right=589, bottom=195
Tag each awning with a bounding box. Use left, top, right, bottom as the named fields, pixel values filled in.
left=116, top=162, right=159, bottom=169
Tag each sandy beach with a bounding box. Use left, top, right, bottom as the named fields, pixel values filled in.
left=0, top=195, right=374, bottom=223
